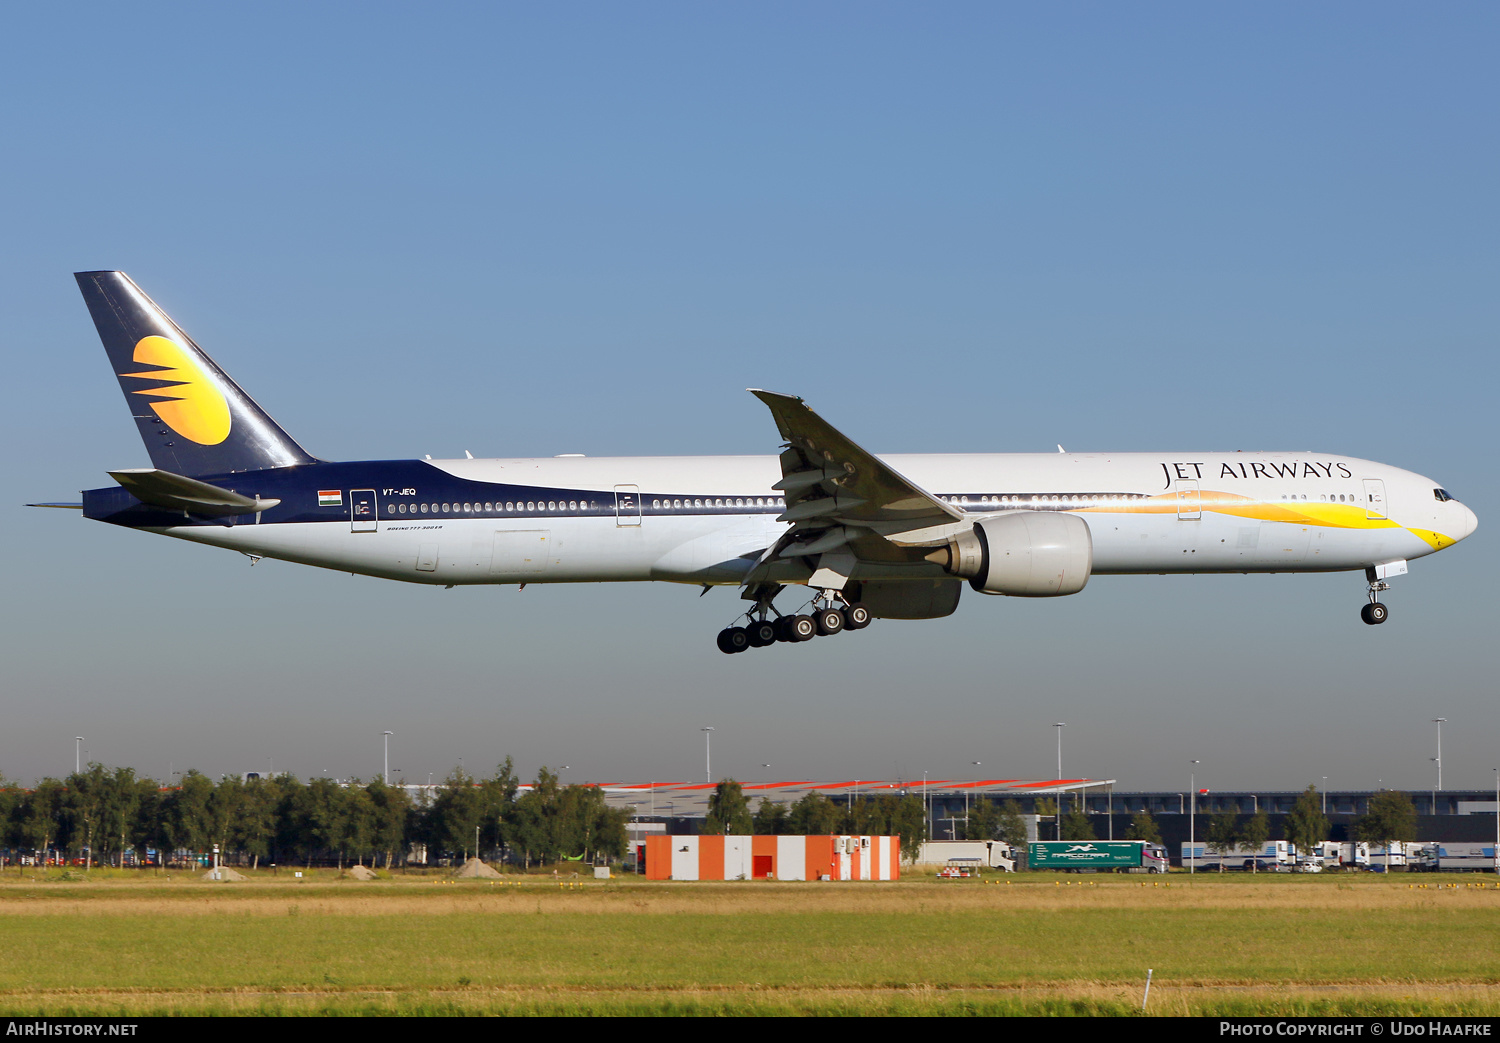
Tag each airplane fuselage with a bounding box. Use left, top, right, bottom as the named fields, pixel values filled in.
left=82, top=450, right=1475, bottom=587
left=59, top=270, right=1477, bottom=642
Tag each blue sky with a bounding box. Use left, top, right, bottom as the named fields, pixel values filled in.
left=3, top=3, right=1495, bottom=793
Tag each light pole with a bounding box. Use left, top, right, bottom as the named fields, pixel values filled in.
left=383, top=731, right=393, bottom=786
left=964, top=763, right=980, bottom=832
left=1054, top=723, right=1066, bottom=779
left=1322, top=778, right=1328, bottom=815
left=75, top=737, right=83, bottom=774
left=912, top=768, right=924, bottom=846
left=701, top=727, right=714, bottom=783
left=1189, top=761, right=1200, bottom=874
left=1433, top=718, right=1447, bottom=794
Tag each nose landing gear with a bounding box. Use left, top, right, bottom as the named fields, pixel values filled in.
left=1362, top=566, right=1391, bottom=625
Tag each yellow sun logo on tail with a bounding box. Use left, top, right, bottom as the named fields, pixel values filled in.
left=120, top=335, right=231, bottom=445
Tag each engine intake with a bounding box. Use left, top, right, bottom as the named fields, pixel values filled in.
left=940, top=511, right=1093, bottom=597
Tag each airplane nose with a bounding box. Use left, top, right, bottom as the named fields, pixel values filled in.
left=1459, top=503, right=1478, bottom=540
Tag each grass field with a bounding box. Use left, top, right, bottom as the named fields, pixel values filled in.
left=1, top=867, right=1498, bottom=1016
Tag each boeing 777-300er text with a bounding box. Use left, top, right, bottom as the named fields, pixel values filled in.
left=34, top=272, right=1478, bottom=653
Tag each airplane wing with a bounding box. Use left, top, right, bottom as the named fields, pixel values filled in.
left=745, top=390, right=967, bottom=592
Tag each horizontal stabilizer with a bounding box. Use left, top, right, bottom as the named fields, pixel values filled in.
left=107, top=468, right=281, bottom=517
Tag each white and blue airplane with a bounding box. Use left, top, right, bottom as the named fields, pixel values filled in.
left=36, top=272, right=1477, bottom=652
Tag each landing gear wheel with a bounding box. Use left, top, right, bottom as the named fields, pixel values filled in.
left=842, top=603, right=871, bottom=630
left=717, top=627, right=750, bottom=653
left=815, top=606, right=846, bottom=636
left=1361, top=603, right=1389, bottom=625
left=746, top=620, right=778, bottom=647
left=789, top=614, right=817, bottom=642
left=773, top=617, right=797, bottom=642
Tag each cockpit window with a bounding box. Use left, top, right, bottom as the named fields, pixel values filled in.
left=1434, top=488, right=1456, bottom=502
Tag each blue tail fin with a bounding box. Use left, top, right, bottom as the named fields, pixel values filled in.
left=76, top=271, right=317, bottom=476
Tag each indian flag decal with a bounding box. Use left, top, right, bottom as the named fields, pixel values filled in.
left=318, top=490, right=342, bottom=507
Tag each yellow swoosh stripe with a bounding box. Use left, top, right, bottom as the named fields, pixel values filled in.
left=1078, top=491, right=1455, bottom=549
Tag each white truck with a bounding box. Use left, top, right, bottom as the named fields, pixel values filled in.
left=1312, top=841, right=1370, bottom=870
left=915, top=840, right=1016, bottom=872
left=1412, top=843, right=1498, bottom=873
left=1179, top=840, right=1293, bottom=871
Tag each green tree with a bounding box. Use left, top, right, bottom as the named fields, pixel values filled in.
left=1124, top=809, right=1162, bottom=845
left=965, top=797, right=1002, bottom=841
left=752, top=799, right=788, bottom=835
left=786, top=792, right=841, bottom=835
left=164, top=770, right=216, bottom=862
left=478, top=759, right=520, bottom=856
left=997, top=800, right=1030, bottom=852
left=342, top=783, right=377, bottom=867
left=297, top=777, right=353, bottom=868
left=704, top=779, right=752, bottom=835
left=1355, top=790, right=1417, bottom=870
left=429, top=768, right=485, bottom=862
left=18, top=779, right=66, bottom=865
left=558, top=784, right=628, bottom=862
left=206, top=775, right=249, bottom=860
left=99, top=767, right=145, bottom=868
left=886, top=793, right=928, bottom=863
left=1283, top=785, right=1330, bottom=860
left=1239, top=808, right=1271, bottom=873
left=1206, top=811, right=1241, bottom=872
left=64, top=764, right=114, bottom=868
left=508, top=767, right=561, bottom=867
left=1060, top=809, right=1095, bottom=841
left=0, top=777, right=22, bottom=868
left=366, top=778, right=414, bottom=869
left=232, top=777, right=280, bottom=869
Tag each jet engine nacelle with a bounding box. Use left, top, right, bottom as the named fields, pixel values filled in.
left=940, top=511, right=1093, bottom=596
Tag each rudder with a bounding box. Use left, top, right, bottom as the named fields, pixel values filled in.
left=76, top=271, right=317, bottom=476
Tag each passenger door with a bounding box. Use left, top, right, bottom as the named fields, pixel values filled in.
left=351, top=489, right=378, bottom=532
left=614, top=485, right=642, bottom=526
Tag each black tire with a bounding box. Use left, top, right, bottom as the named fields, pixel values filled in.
left=717, top=627, right=750, bottom=653
left=774, top=617, right=797, bottom=642
left=747, top=620, right=778, bottom=647
left=815, top=607, right=845, bottom=636
left=790, top=614, right=817, bottom=642
left=1362, top=602, right=1389, bottom=625
left=842, top=603, right=871, bottom=630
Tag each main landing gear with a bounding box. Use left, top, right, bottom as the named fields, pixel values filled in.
left=1361, top=567, right=1390, bottom=626
left=716, top=596, right=872, bottom=654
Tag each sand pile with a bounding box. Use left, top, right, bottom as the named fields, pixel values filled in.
left=200, top=866, right=248, bottom=882
left=453, top=857, right=502, bottom=879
